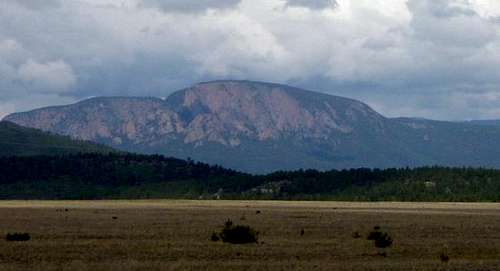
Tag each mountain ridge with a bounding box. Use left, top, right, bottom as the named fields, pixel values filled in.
left=5, top=80, right=500, bottom=172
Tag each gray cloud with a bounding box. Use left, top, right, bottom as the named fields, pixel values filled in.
left=1, top=0, right=500, bottom=121
left=3, top=0, right=61, bottom=10
left=18, top=59, right=76, bottom=93
left=408, top=0, right=475, bottom=18
left=285, top=0, right=337, bottom=10
left=139, top=0, right=241, bottom=13
left=408, top=0, right=496, bottom=47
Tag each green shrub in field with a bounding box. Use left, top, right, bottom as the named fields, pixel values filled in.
left=367, top=230, right=383, bottom=241
left=6, top=233, right=30, bottom=242
left=210, top=232, right=220, bottom=242
left=440, top=245, right=450, bottom=263
left=221, top=225, right=258, bottom=244
left=367, top=226, right=393, bottom=255
left=374, top=232, right=393, bottom=249
left=212, top=219, right=259, bottom=244
left=352, top=231, right=362, bottom=238
left=367, top=227, right=392, bottom=247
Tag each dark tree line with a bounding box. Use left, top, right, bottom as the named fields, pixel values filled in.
left=0, top=153, right=500, bottom=201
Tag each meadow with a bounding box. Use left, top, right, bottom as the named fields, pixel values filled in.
left=0, top=200, right=499, bottom=270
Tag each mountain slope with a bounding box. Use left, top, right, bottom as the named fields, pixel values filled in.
left=463, top=120, right=500, bottom=127
left=5, top=80, right=500, bottom=172
left=0, top=121, right=115, bottom=156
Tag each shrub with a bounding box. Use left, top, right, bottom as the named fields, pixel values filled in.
left=6, top=233, right=31, bottom=242
left=211, top=232, right=220, bottom=242
left=352, top=231, right=362, bottom=239
left=217, top=219, right=259, bottom=244
left=367, top=226, right=393, bottom=255
left=440, top=252, right=450, bottom=263
left=440, top=245, right=450, bottom=263
left=367, top=230, right=383, bottom=241
left=374, top=232, right=393, bottom=248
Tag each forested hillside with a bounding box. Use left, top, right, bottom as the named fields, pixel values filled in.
left=0, top=121, right=115, bottom=156
left=1, top=153, right=499, bottom=201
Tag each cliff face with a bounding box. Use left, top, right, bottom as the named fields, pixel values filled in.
left=7, top=81, right=386, bottom=146
left=6, top=80, right=500, bottom=173
left=165, top=81, right=387, bottom=145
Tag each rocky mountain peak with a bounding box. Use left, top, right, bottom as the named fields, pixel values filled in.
left=11, top=80, right=492, bottom=173
left=166, top=80, right=385, bottom=142
left=4, top=80, right=387, bottom=147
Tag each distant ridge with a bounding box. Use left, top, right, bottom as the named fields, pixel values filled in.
left=6, top=80, right=500, bottom=172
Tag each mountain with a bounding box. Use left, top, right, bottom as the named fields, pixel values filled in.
left=0, top=121, right=115, bottom=156
left=463, top=120, right=500, bottom=127
left=5, top=80, right=500, bottom=172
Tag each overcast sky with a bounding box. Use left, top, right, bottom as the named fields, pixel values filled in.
left=1, top=0, right=500, bottom=120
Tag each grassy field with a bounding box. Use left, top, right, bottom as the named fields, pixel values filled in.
left=0, top=200, right=499, bottom=270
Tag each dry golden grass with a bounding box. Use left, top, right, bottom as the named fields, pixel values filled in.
left=0, top=200, right=498, bottom=270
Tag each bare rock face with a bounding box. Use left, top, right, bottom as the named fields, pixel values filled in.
left=7, top=81, right=385, bottom=148
left=6, top=80, right=500, bottom=173
left=8, top=97, right=182, bottom=144
left=165, top=81, right=386, bottom=145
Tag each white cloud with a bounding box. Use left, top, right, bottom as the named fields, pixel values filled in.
left=0, top=0, right=500, bottom=120
left=0, top=94, right=77, bottom=120
left=18, top=59, right=76, bottom=93
left=0, top=103, right=15, bottom=120
left=471, top=0, right=500, bottom=18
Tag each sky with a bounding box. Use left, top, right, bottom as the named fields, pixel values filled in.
left=1, top=0, right=500, bottom=120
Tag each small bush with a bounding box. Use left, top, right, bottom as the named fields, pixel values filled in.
left=440, top=245, right=450, bottom=263
left=367, top=230, right=383, bottom=241
left=221, top=225, right=258, bottom=244
left=440, top=252, right=450, bottom=263
left=352, top=231, right=362, bottom=238
left=6, top=233, right=31, bottom=242
left=367, top=226, right=393, bottom=254
left=210, top=232, right=220, bottom=242
left=215, top=219, right=259, bottom=244
left=374, top=233, right=393, bottom=248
